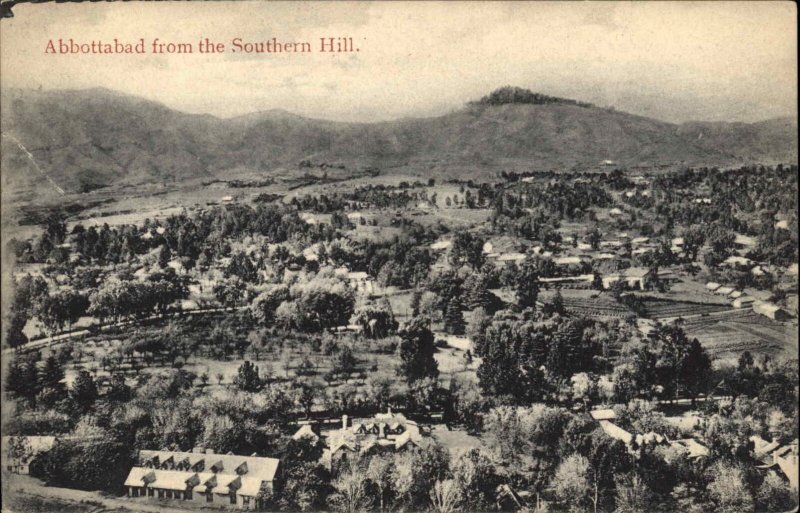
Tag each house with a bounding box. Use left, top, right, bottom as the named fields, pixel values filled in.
left=221, top=196, right=234, bottom=203
left=733, top=296, right=756, bottom=309
left=775, top=220, right=789, bottom=230
left=706, top=282, right=721, bottom=292
left=752, top=438, right=799, bottom=492
left=631, top=237, right=650, bottom=246
left=2, top=435, right=57, bottom=475
left=598, top=421, right=633, bottom=445
left=496, top=253, right=527, bottom=266
left=429, top=240, right=452, bottom=251
left=753, top=302, right=791, bottom=321
left=715, top=286, right=735, bottom=296
left=589, top=409, right=616, bottom=421
left=728, top=290, right=743, bottom=299
left=483, top=237, right=526, bottom=255
left=554, top=256, right=587, bottom=266
left=734, top=234, right=757, bottom=249
left=723, top=256, right=755, bottom=268
left=609, top=208, right=624, bottom=217
left=603, top=267, right=653, bottom=290
left=124, top=449, right=280, bottom=510
left=346, top=271, right=374, bottom=294
left=669, top=439, right=710, bottom=459
left=326, top=410, right=426, bottom=470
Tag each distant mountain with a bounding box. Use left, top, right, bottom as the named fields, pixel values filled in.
left=1, top=87, right=797, bottom=195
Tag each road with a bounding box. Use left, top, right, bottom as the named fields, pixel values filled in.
left=2, top=307, right=246, bottom=357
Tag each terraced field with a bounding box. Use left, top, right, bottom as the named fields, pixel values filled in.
left=562, top=297, right=633, bottom=319
left=682, top=310, right=796, bottom=360
left=640, top=298, right=734, bottom=319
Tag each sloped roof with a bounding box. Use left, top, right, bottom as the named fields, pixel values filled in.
left=124, top=467, right=155, bottom=487
left=589, top=409, right=616, bottom=421
left=239, top=476, right=266, bottom=497
left=598, top=420, right=633, bottom=444
left=292, top=424, right=319, bottom=441
left=138, top=450, right=279, bottom=482
left=150, top=469, right=194, bottom=491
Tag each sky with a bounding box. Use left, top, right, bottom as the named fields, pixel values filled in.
left=0, top=1, right=797, bottom=123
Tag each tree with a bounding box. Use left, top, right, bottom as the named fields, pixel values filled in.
left=70, top=370, right=98, bottom=414
left=755, top=471, right=796, bottom=512
left=158, top=244, right=172, bottom=268
left=707, top=462, right=755, bottom=513
left=366, top=455, right=396, bottom=512
left=515, top=260, right=539, bottom=310
left=451, top=231, right=485, bottom=270
left=251, top=286, right=291, bottom=326
left=330, top=463, right=373, bottom=513
left=613, top=473, right=653, bottom=513
left=451, top=449, right=501, bottom=511
left=352, top=300, right=398, bottom=339
left=430, top=479, right=461, bottom=513
left=444, top=297, right=466, bottom=335
left=233, top=361, right=263, bottom=392
left=680, top=339, right=712, bottom=406
left=398, top=318, right=439, bottom=383
left=295, top=380, right=323, bottom=418
left=553, top=454, right=591, bottom=513
left=4, top=312, right=29, bottom=350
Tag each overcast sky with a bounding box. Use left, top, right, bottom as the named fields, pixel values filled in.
left=1, top=1, right=796, bottom=123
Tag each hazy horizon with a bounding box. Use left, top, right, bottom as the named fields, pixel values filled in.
left=1, top=2, right=797, bottom=124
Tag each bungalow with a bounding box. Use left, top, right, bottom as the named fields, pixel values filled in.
left=429, top=240, right=452, bottom=251
left=603, top=267, right=653, bottom=290
left=723, top=256, right=755, bottom=268
left=753, top=302, right=791, bottom=321
left=669, top=439, right=710, bottom=459
left=346, top=272, right=374, bottom=295
left=598, top=420, right=633, bottom=445
left=589, top=409, right=616, bottom=422
left=715, top=286, right=735, bottom=296
left=124, top=449, right=280, bottom=510
left=733, top=234, right=757, bottom=250
left=326, top=410, right=426, bottom=469
left=554, top=256, right=587, bottom=266
left=496, top=253, right=527, bottom=266
left=706, top=282, right=721, bottom=292
left=2, top=435, right=57, bottom=475
left=733, top=296, right=756, bottom=309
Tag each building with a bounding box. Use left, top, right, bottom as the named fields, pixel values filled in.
left=124, top=449, right=280, bottom=510
left=706, top=282, right=721, bottom=292
left=753, top=302, right=790, bottom=321
left=733, top=296, right=756, bottom=309
left=752, top=437, right=799, bottom=492
left=325, top=410, right=426, bottom=470
left=603, top=267, right=653, bottom=290
left=589, top=409, right=616, bottom=421
left=345, top=271, right=374, bottom=294
left=2, top=435, right=57, bottom=475
left=429, top=240, right=452, bottom=251
left=715, top=286, right=735, bottom=296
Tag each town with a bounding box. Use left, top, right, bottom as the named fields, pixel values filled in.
left=2, top=152, right=798, bottom=512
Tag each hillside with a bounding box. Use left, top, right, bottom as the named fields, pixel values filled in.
left=1, top=87, right=797, bottom=195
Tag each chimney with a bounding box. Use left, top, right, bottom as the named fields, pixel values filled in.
left=206, top=448, right=215, bottom=455
left=342, top=415, right=348, bottom=429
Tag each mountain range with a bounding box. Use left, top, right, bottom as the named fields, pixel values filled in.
left=1, top=87, right=797, bottom=195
